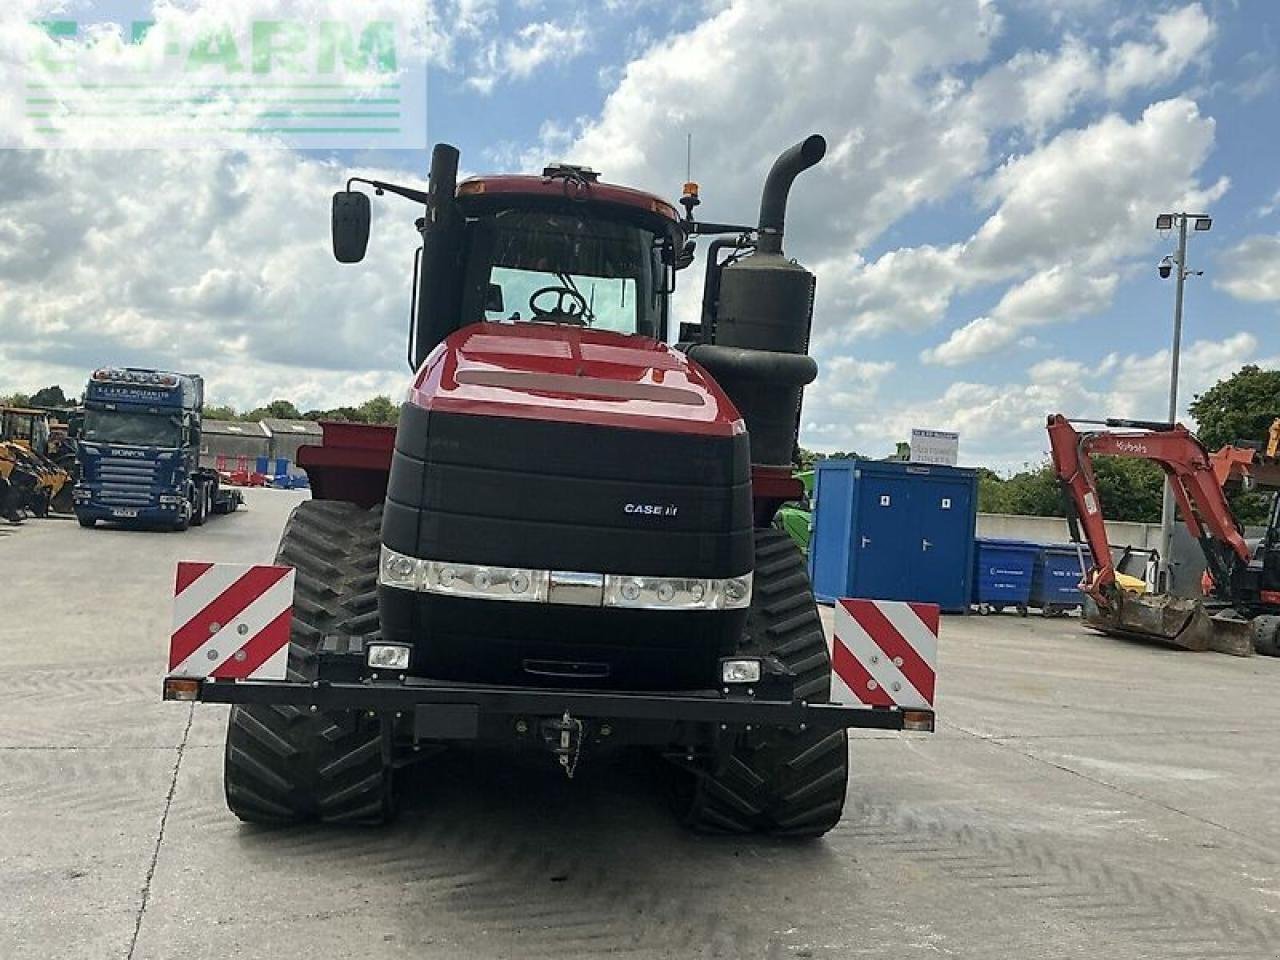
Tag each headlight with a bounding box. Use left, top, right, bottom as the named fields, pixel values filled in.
left=366, top=643, right=411, bottom=670
left=602, top=573, right=753, bottom=610
left=721, top=658, right=762, bottom=684
left=424, top=560, right=549, bottom=602
left=377, top=547, right=751, bottom=611
left=379, top=545, right=421, bottom=590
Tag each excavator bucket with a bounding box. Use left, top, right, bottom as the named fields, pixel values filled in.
left=1082, top=593, right=1252, bottom=656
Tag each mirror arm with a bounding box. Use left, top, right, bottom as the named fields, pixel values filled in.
left=346, top=176, right=431, bottom=206
left=687, top=221, right=757, bottom=237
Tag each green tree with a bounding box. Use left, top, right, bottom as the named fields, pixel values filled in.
left=245, top=399, right=303, bottom=421
left=978, top=458, right=1161, bottom=521
left=29, top=385, right=69, bottom=407
left=795, top=447, right=864, bottom=469
left=356, top=395, right=398, bottom=424
left=204, top=404, right=240, bottom=421
left=1188, top=364, right=1280, bottom=451
left=1091, top=456, right=1164, bottom=523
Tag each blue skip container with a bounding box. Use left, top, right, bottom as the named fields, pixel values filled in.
left=972, top=538, right=1039, bottom=615
left=1030, top=543, right=1085, bottom=616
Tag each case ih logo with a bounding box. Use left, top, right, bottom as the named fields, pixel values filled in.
left=624, top=503, right=679, bottom=517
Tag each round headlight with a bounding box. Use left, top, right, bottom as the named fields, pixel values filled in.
left=656, top=582, right=675, bottom=602
left=724, top=578, right=749, bottom=604
left=689, top=582, right=706, bottom=602
left=387, top=555, right=415, bottom=580
left=510, top=571, right=530, bottom=594
left=621, top=579, right=641, bottom=601
left=439, top=567, right=457, bottom=587
left=474, top=568, right=491, bottom=590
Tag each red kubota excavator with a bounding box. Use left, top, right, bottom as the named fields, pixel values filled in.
left=1047, top=414, right=1280, bottom=657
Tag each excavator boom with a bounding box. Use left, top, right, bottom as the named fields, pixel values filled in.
left=1046, top=414, right=1254, bottom=655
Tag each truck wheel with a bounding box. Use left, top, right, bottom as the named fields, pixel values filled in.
left=77, top=516, right=95, bottom=528
left=190, top=483, right=207, bottom=526
left=223, top=500, right=393, bottom=825
left=679, top=529, right=848, bottom=838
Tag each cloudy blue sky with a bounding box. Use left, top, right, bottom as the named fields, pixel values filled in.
left=2, top=0, right=1279, bottom=470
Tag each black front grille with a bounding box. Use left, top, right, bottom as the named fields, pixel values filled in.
left=378, top=404, right=753, bottom=689
left=382, top=404, right=752, bottom=578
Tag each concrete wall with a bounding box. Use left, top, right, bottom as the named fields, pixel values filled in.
left=976, top=513, right=1161, bottom=550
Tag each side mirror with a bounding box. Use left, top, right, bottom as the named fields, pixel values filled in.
left=332, top=191, right=371, bottom=263
left=484, top=283, right=505, bottom=313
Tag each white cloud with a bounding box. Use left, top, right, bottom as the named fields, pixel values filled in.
left=836, top=97, right=1224, bottom=361
left=467, top=19, right=589, bottom=94
left=1105, top=3, right=1215, bottom=99
left=921, top=269, right=1117, bottom=366
left=805, top=333, right=1267, bottom=469
left=0, top=147, right=423, bottom=407
left=1216, top=234, right=1280, bottom=302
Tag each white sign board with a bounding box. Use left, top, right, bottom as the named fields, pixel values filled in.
left=910, top=428, right=959, bottom=466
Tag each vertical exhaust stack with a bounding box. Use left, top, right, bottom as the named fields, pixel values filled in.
left=689, top=135, right=825, bottom=467
left=413, top=143, right=462, bottom=369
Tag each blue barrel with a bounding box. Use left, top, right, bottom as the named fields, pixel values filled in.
left=972, top=538, right=1038, bottom=614
left=255, top=455, right=269, bottom=475
left=1030, top=543, right=1085, bottom=615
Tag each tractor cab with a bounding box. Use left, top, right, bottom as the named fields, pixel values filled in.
left=425, top=169, right=684, bottom=366
left=457, top=200, right=672, bottom=337
left=1, top=407, right=52, bottom=457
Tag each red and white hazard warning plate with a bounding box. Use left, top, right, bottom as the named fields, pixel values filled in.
left=168, top=562, right=295, bottom=680
left=831, top=598, right=938, bottom=710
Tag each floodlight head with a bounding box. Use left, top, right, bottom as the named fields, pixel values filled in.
left=1194, top=216, right=1212, bottom=231
left=1155, top=213, right=1174, bottom=230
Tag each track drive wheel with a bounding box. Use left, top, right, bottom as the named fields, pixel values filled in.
left=223, top=500, right=394, bottom=825
left=679, top=529, right=848, bottom=838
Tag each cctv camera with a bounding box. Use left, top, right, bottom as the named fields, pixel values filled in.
left=1157, top=256, right=1173, bottom=279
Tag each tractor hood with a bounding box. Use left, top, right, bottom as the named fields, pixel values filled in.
left=408, top=322, right=744, bottom=437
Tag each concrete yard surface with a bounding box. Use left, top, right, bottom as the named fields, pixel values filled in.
left=1, top=488, right=1278, bottom=959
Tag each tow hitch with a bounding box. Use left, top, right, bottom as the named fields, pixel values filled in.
left=542, top=710, right=585, bottom=779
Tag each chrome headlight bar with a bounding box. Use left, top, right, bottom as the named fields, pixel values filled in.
left=379, top=546, right=752, bottom=611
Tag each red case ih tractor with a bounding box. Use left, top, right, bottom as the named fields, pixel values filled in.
left=164, top=137, right=936, bottom=837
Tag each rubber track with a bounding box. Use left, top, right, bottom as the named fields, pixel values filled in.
left=683, top=529, right=848, bottom=837
left=223, top=500, right=393, bottom=824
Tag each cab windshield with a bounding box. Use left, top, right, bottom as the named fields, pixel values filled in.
left=83, top=409, right=181, bottom=447
left=461, top=207, right=668, bottom=339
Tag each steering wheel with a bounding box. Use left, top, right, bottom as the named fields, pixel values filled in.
left=529, top=286, right=589, bottom=324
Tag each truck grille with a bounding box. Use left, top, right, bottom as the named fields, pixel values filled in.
left=91, top=456, right=161, bottom=506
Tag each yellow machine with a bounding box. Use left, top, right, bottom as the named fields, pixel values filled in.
left=1, top=407, right=52, bottom=454
left=0, top=408, right=74, bottom=516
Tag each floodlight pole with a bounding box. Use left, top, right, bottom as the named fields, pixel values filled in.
left=1157, top=214, right=1191, bottom=592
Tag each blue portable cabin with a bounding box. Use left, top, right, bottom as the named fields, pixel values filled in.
left=809, top=459, right=978, bottom=612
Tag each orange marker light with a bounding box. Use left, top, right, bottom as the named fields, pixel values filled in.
left=163, top=678, right=201, bottom=701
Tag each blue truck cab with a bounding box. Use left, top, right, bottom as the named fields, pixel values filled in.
left=74, top=367, right=240, bottom=530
